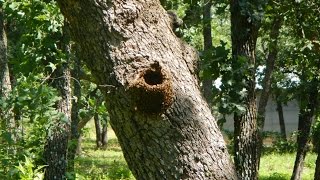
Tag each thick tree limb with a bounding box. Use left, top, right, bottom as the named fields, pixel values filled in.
left=56, top=1, right=237, bottom=179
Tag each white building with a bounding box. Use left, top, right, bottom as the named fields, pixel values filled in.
left=222, top=97, right=300, bottom=136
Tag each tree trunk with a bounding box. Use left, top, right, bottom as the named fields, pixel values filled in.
left=76, top=134, right=82, bottom=155
left=94, top=111, right=102, bottom=148
left=101, top=120, right=108, bottom=147
left=67, top=46, right=81, bottom=175
left=313, top=114, right=320, bottom=180
left=315, top=154, right=320, bottom=180
left=0, top=9, right=10, bottom=102
left=0, top=8, right=15, bottom=140
left=291, top=86, right=318, bottom=180
left=43, top=22, right=72, bottom=180
left=257, top=16, right=282, bottom=132
left=43, top=62, right=71, bottom=180
left=77, top=113, right=94, bottom=132
left=257, top=16, right=282, bottom=167
left=230, top=0, right=262, bottom=179
left=56, top=1, right=238, bottom=179
left=276, top=97, right=287, bottom=141
left=202, top=0, right=213, bottom=105
left=93, top=92, right=104, bottom=148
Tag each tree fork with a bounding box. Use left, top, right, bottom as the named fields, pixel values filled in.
left=56, top=1, right=237, bottom=179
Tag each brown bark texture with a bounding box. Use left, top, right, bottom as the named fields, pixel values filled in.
left=56, top=1, right=237, bottom=179
left=230, top=0, right=260, bottom=179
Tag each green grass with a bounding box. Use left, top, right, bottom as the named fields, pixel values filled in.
left=74, top=121, right=135, bottom=180
left=75, top=121, right=317, bottom=179
left=260, top=153, right=316, bottom=180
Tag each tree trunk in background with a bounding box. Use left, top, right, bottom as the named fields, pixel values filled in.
left=276, top=98, right=287, bottom=141
left=314, top=115, right=320, bottom=180
left=75, top=97, right=95, bottom=154
left=230, top=0, right=262, bottom=179
left=93, top=92, right=104, bottom=148
left=76, top=134, right=82, bottom=155
left=202, top=0, right=213, bottom=105
left=44, top=62, right=71, bottom=180
left=291, top=82, right=318, bottom=180
left=315, top=154, right=320, bottom=180
left=0, top=8, right=15, bottom=141
left=257, top=16, right=282, bottom=167
left=43, top=22, right=72, bottom=180
left=314, top=124, right=320, bottom=180
left=56, top=1, right=237, bottom=179
left=94, top=96, right=108, bottom=148
left=94, top=111, right=102, bottom=148
left=0, top=8, right=10, bottom=105
left=101, top=120, right=108, bottom=147
left=67, top=47, right=81, bottom=175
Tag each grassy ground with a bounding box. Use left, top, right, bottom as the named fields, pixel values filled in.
left=259, top=153, right=316, bottom=180
left=75, top=121, right=316, bottom=179
left=74, top=121, right=134, bottom=180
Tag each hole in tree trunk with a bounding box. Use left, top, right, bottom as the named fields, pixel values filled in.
left=143, top=70, right=163, bottom=85
left=129, top=64, right=174, bottom=114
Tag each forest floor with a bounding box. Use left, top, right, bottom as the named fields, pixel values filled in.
left=75, top=121, right=316, bottom=180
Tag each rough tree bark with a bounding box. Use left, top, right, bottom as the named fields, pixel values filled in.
left=43, top=22, right=72, bottom=180
left=56, top=1, right=237, bottom=179
left=230, top=0, right=262, bottom=179
left=43, top=62, right=71, bottom=180
left=202, top=0, right=213, bottom=105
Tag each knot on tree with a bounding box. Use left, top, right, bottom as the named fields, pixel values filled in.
left=130, top=62, right=173, bottom=114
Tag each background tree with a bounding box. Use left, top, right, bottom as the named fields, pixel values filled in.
left=256, top=0, right=283, bottom=167
left=0, top=6, right=16, bottom=143
left=67, top=45, right=81, bottom=174
left=230, top=0, right=266, bottom=179
left=313, top=116, right=320, bottom=180
left=202, top=0, right=213, bottom=105
left=43, top=21, right=72, bottom=179
left=281, top=1, right=320, bottom=179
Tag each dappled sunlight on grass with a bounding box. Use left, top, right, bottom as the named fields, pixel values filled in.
left=259, top=153, right=316, bottom=180
left=74, top=121, right=134, bottom=180
left=75, top=121, right=316, bottom=179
